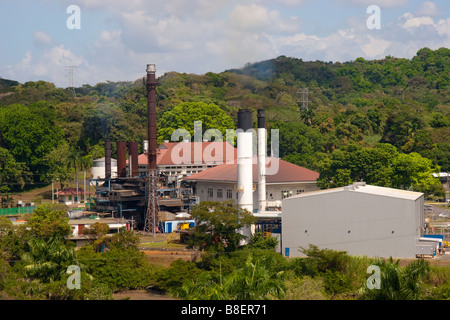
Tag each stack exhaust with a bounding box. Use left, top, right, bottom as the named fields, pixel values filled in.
left=117, top=141, right=127, bottom=178
left=105, top=141, right=111, bottom=179
left=128, top=141, right=139, bottom=177
left=257, top=109, right=266, bottom=212
left=237, top=109, right=253, bottom=244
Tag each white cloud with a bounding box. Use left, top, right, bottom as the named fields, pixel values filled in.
left=3, top=0, right=450, bottom=87
left=338, top=0, right=410, bottom=8
left=436, top=18, right=450, bottom=37
left=401, top=13, right=435, bottom=30
left=33, top=31, right=53, bottom=47
left=229, top=4, right=278, bottom=32
left=416, top=1, right=438, bottom=17
left=361, top=36, right=391, bottom=58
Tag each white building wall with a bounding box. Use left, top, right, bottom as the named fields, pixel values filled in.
left=194, top=181, right=319, bottom=212
left=282, top=188, right=422, bottom=259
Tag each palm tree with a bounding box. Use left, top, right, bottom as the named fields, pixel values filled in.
left=174, top=254, right=285, bottom=300
left=22, top=237, right=77, bottom=283
left=360, top=257, right=430, bottom=300
left=67, top=148, right=82, bottom=204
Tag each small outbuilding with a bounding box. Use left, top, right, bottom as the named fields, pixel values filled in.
left=282, top=183, right=428, bottom=259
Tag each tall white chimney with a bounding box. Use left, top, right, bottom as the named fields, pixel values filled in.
left=237, top=109, right=253, bottom=244
left=257, top=109, right=266, bottom=213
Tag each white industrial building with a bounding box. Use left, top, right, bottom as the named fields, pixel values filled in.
left=282, top=183, right=430, bottom=259
left=184, top=157, right=319, bottom=212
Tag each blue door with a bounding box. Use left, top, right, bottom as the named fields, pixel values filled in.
left=167, top=222, right=172, bottom=233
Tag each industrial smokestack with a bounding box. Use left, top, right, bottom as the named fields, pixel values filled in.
left=129, top=141, right=139, bottom=177
left=145, top=64, right=158, bottom=236
left=257, top=109, right=266, bottom=213
left=147, top=64, right=157, bottom=171
left=105, top=141, right=111, bottom=179
left=237, top=109, right=253, bottom=244
left=117, top=141, right=127, bottom=178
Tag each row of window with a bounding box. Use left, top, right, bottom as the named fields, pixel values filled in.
left=205, top=188, right=305, bottom=200
left=281, top=190, right=305, bottom=199
left=207, top=188, right=234, bottom=199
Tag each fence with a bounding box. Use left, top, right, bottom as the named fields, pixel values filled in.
left=0, top=206, right=36, bottom=216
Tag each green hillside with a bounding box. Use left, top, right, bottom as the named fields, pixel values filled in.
left=0, top=47, right=449, bottom=202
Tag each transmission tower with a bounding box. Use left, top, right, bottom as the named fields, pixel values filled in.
left=65, top=65, right=76, bottom=95
left=297, top=87, right=309, bottom=110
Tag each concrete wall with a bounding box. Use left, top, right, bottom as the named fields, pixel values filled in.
left=282, top=189, right=422, bottom=258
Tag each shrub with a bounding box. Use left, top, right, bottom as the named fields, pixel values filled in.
left=283, top=273, right=328, bottom=300
left=153, top=259, right=202, bottom=293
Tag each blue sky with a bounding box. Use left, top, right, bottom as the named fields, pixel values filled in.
left=0, top=0, right=449, bottom=87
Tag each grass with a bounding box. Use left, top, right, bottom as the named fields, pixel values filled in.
left=138, top=233, right=188, bottom=250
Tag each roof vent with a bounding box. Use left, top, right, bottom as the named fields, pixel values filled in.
left=344, top=181, right=366, bottom=190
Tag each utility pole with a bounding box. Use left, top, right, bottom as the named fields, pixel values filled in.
left=144, top=64, right=158, bottom=237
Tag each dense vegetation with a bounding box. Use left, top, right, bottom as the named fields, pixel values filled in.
left=0, top=47, right=449, bottom=203
left=1, top=203, right=449, bottom=300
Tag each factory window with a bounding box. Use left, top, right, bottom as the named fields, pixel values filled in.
left=281, top=190, right=293, bottom=199
left=207, top=188, right=214, bottom=198
left=227, top=189, right=233, bottom=199
left=217, top=189, right=223, bottom=198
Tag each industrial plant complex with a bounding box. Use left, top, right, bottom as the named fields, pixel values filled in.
left=58, top=64, right=447, bottom=260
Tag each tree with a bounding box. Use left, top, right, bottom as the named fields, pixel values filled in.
left=360, top=258, right=430, bottom=300
left=67, top=147, right=83, bottom=203
left=0, top=103, right=64, bottom=186
left=26, top=204, right=72, bottom=239
left=43, top=142, right=70, bottom=189
left=317, top=143, right=398, bottom=189
left=80, top=154, right=93, bottom=203
left=391, top=152, right=442, bottom=195
left=187, top=201, right=257, bottom=252
left=22, top=236, right=77, bottom=283
left=0, top=147, right=31, bottom=195
left=158, top=102, right=234, bottom=143
left=175, top=254, right=285, bottom=300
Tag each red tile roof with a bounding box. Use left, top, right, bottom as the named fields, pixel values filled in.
left=134, top=141, right=237, bottom=166
left=57, top=188, right=88, bottom=196
left=184, top=157, right=319, bottom=183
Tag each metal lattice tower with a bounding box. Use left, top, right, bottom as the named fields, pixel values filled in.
left=65, top=65, right=76, bottom=95
left=144, top=169, right=158, bottom=235
left=297, top=87, right=309, bottom=110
